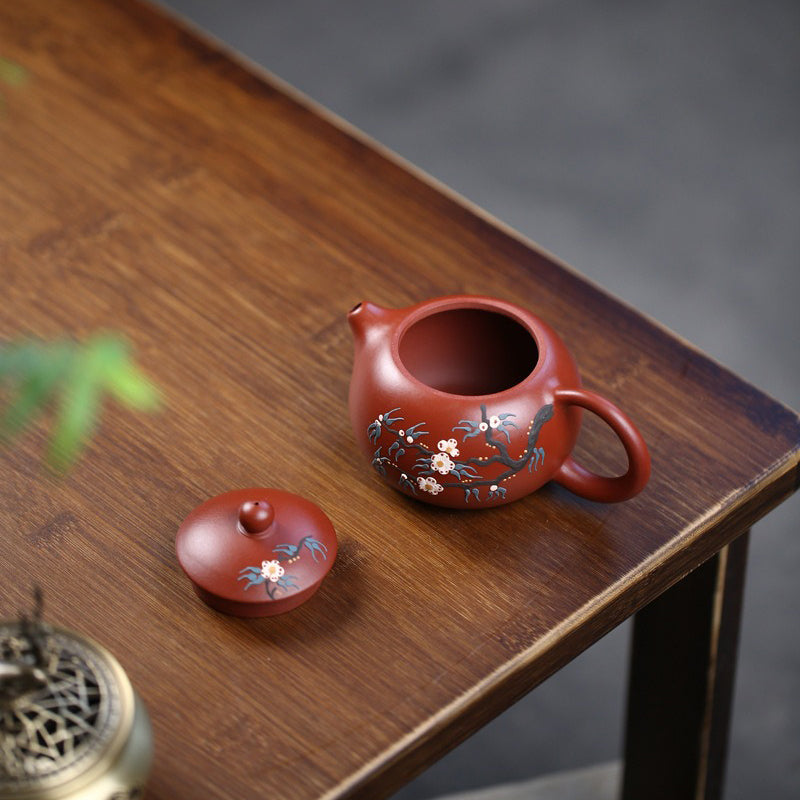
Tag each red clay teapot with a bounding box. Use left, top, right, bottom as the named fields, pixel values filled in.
left=348, top=295, right=650, bottom=508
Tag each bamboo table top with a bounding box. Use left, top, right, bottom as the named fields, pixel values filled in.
left=1, top=1, right=799, bottom=798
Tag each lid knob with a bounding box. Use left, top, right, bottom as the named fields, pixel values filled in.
left=238, top=500, right=275, bottom=535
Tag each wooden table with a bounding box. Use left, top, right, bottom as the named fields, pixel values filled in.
left=1, top=2, right=798, bottom=798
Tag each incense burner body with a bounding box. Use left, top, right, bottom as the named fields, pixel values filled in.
left=0, top=622, right=152, bottom=800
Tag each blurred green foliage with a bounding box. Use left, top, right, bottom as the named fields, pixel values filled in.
left=0, top=334, right=161, bottom=472
left=0, top=57, right=27, bottom=111
left=0, top=58, right=27, bottom=87
left=0, top=63, right=159, bottom=468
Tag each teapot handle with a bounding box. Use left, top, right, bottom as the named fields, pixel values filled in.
left=552, top=388, right=651, bottom=502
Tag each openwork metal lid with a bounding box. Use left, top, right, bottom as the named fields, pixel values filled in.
left=0, top=622, right=136, bottom=798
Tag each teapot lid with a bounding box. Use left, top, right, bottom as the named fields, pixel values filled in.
left=175, top=488, right=337, bottom=617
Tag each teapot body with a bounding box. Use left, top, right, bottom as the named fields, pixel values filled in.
left=348, top=295, right=584, bottom=508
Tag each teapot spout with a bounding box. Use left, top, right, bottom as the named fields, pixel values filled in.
left=347, top=301, right=392, bottom=345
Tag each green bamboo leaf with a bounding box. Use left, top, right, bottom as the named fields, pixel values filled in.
left=0, top=341, right=74, bottom=440
left=1, top=333, right=161, bottom=473
left=1, top=370, right=60, bottom=440
left=0, top=58, right=27, bottom=87
left=106, top=361, right=161, bottom=410
left=90, top=334, right=161, bottom=411
left=0, top=340, right=48, bottom=376
left=83, top=333, right=129, bottom=378
left=46, top=355, right=101, bottom=472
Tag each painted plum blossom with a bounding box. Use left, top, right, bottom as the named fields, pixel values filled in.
left=430, top=452, right=455, bottom=474
left=238, top=535, right=328, bottom=600
left=417, top=476, right=444, bottom=494
left=367, top=402, right=553, bottom=502
left=438, top=438, right=459, bottom=457
left=260, top=560, right=284, bottom=582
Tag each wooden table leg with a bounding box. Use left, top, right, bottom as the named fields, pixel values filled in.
left=622, top=530, right=750, bottom=800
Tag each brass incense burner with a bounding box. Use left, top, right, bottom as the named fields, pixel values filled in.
left=0, top=595, right=152, bottom=799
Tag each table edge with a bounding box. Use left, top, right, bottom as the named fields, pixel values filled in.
left=323, top=451, right=799, bottom=799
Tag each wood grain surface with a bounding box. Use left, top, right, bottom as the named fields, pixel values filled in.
left=1, top=2, right=799, bottom=798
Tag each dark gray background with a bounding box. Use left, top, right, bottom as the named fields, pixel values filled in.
left=155, top=2, right=799, bottom=798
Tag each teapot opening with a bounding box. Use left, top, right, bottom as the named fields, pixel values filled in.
left=398, top=308, right=538, bottom=395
